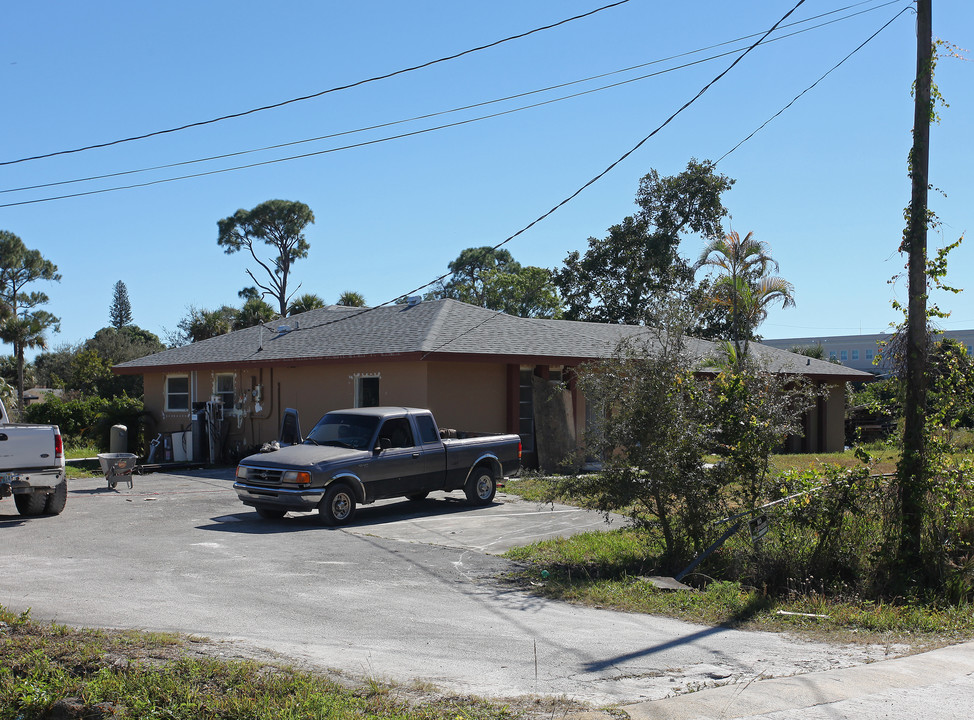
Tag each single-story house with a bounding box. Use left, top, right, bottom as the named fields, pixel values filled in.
left=114, top=298, right=871, bottom=467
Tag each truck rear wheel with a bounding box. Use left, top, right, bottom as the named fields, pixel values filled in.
left=44, top=479, right=67, bottom=515
left=319, top=484, right=356, bottom=526
left=464, top=466, right=496, bottom=505
left=14, top=492, right=47, bottom=516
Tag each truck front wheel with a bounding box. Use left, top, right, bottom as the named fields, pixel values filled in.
left=464, top=466, right=496, bottom=505
left=319, top=484, right=356, bottom=526
left=14, top=492, right=47, bottom=516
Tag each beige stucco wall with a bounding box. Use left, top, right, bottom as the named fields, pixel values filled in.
left=141, top=360, right=509, bottom=458
left=426, top=361, right=508, bottom=433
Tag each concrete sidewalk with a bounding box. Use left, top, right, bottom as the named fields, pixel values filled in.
left=623, top=641, right=974, bottom=719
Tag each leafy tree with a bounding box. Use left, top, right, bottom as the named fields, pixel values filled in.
left=928, top=338, right=974, bottom=428
left=570, top=298, right=721, bottom=564
left=0, top=231, right=60, bottom=410
left=109, top=280, right=133, bottom=329
left=555, top=159, right=733, bottom=325
left=70, top=348, right=113, bottom=397
left=217, top=199, right=315, bottom=317
left=176, top=306, right=237, bottom=344
left=436, top=247, right=520, bottom=306
left=238, top=286, right=262, bottom=302
left=433, top=247, right=562, bottom=318
left=705, top=360, right=819, bottom=510
left=694, top=231, right=794, bottom=363
left=480, top=266, right=562, bottom=319
left=85, top=326, right=165, bottom=397
left=335, top=291, right=365, bottom=308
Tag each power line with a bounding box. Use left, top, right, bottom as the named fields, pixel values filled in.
left=1, top=1, right=905, bottom=207
left=0, top=0, right=633, bottom=167
left=274, top=0, right=812, bottom=338
left=716, top=5, right=911, bottom=164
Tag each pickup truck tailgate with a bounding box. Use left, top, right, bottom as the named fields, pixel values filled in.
left=0, top=424, right=61, bottom=471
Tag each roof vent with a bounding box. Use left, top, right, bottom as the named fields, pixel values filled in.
left=406, top=295, right=422, bottom=307
left=277, top=325, right=291, bottom=334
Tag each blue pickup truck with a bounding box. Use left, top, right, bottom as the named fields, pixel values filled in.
left=233, top=407, right=521, bottom=525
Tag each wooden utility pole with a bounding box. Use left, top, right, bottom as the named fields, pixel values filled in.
left=899, top=0, right=932, bottom=571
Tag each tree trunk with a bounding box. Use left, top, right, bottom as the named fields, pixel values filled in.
left=899, top=0, right=932, bottom=574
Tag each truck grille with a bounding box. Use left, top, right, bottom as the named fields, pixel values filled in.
left=242, top=467, right=283, bottom=485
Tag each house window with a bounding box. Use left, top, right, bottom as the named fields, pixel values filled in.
left=866, top=348, right=874, bottom=361
left=214, top=373, right=235, bottom=408
left=829, top=351, right=837, bottom=360
left=355, top=375, right=380, bottom=408
left=166, top=375, right=189, bottom=412
left=968, top=345, right=973, bottom=356
left=851, top=349, right=859, bottom=361
left=840, top=350, right=848, bottom=361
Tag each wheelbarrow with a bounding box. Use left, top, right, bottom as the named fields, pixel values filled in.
left=97, top=453, right=138, bottom=489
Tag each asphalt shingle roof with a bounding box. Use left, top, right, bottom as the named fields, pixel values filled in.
left=114, top=299, right=871, bottom=380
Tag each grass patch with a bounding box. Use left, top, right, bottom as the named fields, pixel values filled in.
left=64, top=441, right=104, bottom=479
left=503, top=527, right=974, bottom=645
left=0, top=607, right=539, bottom=720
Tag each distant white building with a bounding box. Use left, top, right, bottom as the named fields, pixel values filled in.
left=760, top=329, right=974, bottom=375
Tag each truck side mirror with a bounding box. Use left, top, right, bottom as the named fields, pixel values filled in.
left=375, top=437, right=392, bottom=452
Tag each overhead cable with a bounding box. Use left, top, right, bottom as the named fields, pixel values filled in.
left=716, top=5, right=911, bottom=164
left=0, top=2, right=908, bottom=207
left=268, top=0, right=812, bottom=338
left=2, top=0, right=903, bottom=198
left=0, top=0, right=633, bottom=167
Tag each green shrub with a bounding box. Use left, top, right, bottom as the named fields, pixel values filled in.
left=23, top=395, right=149, bottom=453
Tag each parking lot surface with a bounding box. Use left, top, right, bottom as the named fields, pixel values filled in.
left=1, top=469, right=906, bottom=705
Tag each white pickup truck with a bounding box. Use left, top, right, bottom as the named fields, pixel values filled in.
left=0, top=399, right=67, bottom=516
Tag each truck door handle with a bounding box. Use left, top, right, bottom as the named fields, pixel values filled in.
left=412, top=452, right=420, bottom=458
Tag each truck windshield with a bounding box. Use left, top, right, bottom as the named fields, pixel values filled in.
left=305, top=414, right=380, bottom=450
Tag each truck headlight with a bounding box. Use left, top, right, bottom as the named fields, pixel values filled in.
left=282, top=471, right=311, bottom=485
left=235, top=466, right=248, bottom=480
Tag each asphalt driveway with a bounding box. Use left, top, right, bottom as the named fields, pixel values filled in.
left=1, top=469, right=899, bottom=705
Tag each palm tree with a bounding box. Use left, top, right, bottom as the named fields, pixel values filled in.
left=0, top=312, right=58, bottom=413
left=695, top=231, right=795, bottom=362
left=234, top=297, right=277, bottom=330
left=287, top=293, right=327, bottom=315
left=336, top=291, right=366, bottom=308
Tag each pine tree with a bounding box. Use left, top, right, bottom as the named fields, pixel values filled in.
left=109, top=280, right=133, bottom=329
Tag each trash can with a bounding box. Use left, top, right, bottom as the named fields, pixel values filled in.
left=110, top=424, right=128, bottom=454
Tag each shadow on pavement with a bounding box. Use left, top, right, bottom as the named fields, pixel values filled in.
left=197, top=496, right=496, bottom=534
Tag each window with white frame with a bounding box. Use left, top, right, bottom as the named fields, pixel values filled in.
left=354, top=375, right=380, bottom=408
left=840, top=350, right=848, bottom=361
left=851, top=349, right=859, bottom=361
left=866, top=348, right=874, bottom=361
left=166, top=375, right=189, bottom=412
left=214, top=373, right=235, bottom=408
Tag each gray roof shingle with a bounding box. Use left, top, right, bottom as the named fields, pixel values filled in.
left=115, top=299, right=871, bottom=380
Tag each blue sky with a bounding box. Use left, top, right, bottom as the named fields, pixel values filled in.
left=2, top=1, right=972, bottom=355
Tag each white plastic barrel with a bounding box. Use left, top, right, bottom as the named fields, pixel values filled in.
left=109, top=424, right=128, bottom=453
